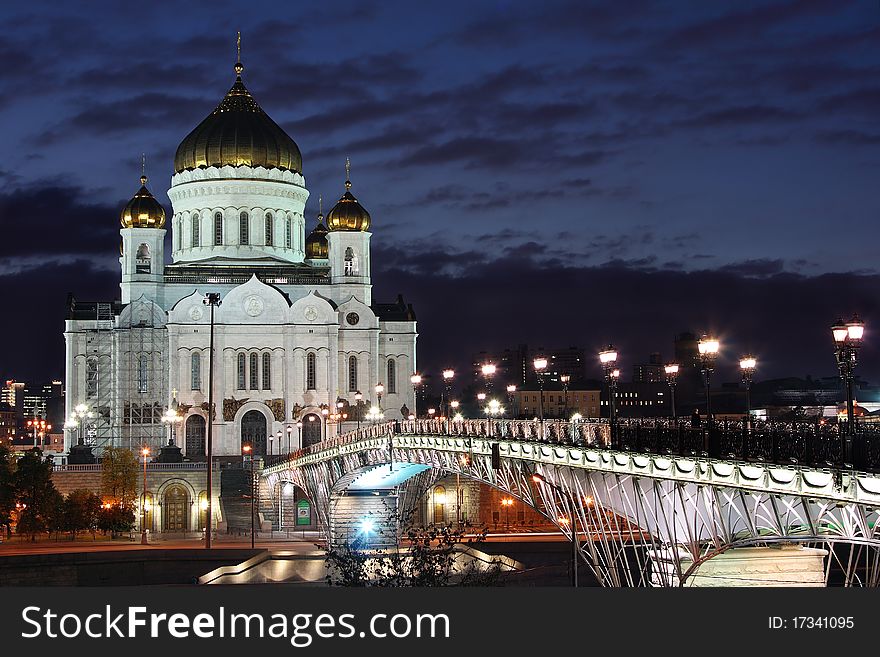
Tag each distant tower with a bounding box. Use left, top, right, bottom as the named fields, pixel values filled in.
left=119, top=162, right=166, bottom=303
left=326, top=158, right=372, bottom=301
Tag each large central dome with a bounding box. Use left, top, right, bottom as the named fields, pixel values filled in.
left=173, top=62, right=302, bottom=174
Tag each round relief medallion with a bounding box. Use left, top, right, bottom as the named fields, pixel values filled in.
left=304, top=305, right=318, bottom=322
left=188, top=306, right=203, bottom=321
left=346, top=312, right=360, bottom=326
left=244, top=295, right=264, bottom=317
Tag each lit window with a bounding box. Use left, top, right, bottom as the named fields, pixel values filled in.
left=237, top=353, right=246, bottom=390
left=137, top=354, right=149, bottom=393
left=191, top=214, right=200, bottom=247
left=387, top=359, right=396, bottom=394
left=348, top=355, right=358, bottom=392
left=265, top=212, right=273, bottom=246
left=285, top=217, right=292, bottom=248
left=214, top=212, right=223, bottom=245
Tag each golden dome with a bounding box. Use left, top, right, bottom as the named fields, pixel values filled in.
left=305, top=214, right=329, bottom=259
left=326, top=160, right=371, bottom=232
left=173, top=61, right=302, bottom=174
left=120, top=176, right=166, bottom=228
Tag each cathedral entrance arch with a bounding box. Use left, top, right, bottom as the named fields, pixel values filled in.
left=185, top=414, right=206, bottom=459
left=302, top=413, right=322, bottom=448
left=163, top=485, right=189, bottom=532
left=241, top=409, right=268, bottom=455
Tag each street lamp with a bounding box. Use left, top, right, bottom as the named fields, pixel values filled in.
left=500, top=497, right=514, bottom=530
left=506, top=384, right=517, bottom=419
left=481, top=363, right=496, bottom=396
left=833, top=314, right=865, bottom=466
left=442, top=369, right=454, bottom=418
left=599, top=346, right=619, bottom=433
left=203, top=291, right=221, bottom=550
left=664, top=363, right=679, bottom=420
left=375, top=383, right=384, bottom=412
left=285, top=425, right=293, bottom=454
left=739, top=356, right=757, bottom=421
left=410, top=374, right=422, bottom=418
left=320, top=405, right=329, bottom=442
left=484, top=398, right=504, bottom=435
left=698, top=335, right=720, bottom=421
left=161, top=403, right=182, bottom=447
left=242, top=443, right=255, bottom=549
left=533, top=357, right=548, bottom=422
left=354, top=390, right=363, bottom=429
left=140, top=446, right=150, bottom=545
left=296, top=420, right=303, bottom=449
left=560, top=374, right=570, bottom=419
left=532, top=472, right=579, bottom=587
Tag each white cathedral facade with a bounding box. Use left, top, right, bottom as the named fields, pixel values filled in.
left=63, top=57, right=417, bottom=461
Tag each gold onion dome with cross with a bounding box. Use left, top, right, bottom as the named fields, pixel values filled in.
left=305, top=196, right=329, bottom=259
left=326, top=159, right=371, bottom=232
left=120, top=174, right=166, bottom=229
left=172, top=45, right=303, bottom=174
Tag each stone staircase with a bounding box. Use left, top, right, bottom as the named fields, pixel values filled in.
left=219, top=466, right=261, bottom=534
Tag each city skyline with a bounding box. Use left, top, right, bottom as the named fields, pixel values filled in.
left=1, top=0, right=878, bottom=383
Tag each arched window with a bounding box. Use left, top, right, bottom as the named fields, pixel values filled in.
left=262, top=352, right=271, bottom=390
left=237, top=353, right=246, bottom=390
left=387, top=359, right=396, bottom=394
left=285, top=217, right=292, bottom=249
left=306, top=352, right=316, bottom=391
left=240, top=211, right=249, bottom=245
left=191, top=351, right=201, bottom=391
left=214, top=212, right=223, bottom=245
left=135, top=243, right=151, bottom=273
left=348, top=355, right=358, bottom=392
left=86, top=357, right=98, bottom=398
left=191, top=213, right=200, bottom=247
left=249, top=352, right=259, bottom=389
left=137, top=354, right=149, bottom=393
left=265, top=212, right=273, bottom=246
left=344, top=247, right=358, bottom=275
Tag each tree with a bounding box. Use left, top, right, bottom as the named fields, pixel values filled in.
left=324, top=505, right=502, bottom=587
left=98, top=504, right=135, bottom=536
left=14, top=449, right=62, bottom=542
left=63, top=489, right=102, bottom=539
left=101, top=446, right=138, bottom=509
left=0, top=445, right=15, bottom=538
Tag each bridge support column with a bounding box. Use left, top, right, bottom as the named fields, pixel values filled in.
left=673, top=545, right=828, bottom=587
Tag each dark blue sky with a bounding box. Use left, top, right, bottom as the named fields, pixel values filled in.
left=1, top=0, right=878, bottom=386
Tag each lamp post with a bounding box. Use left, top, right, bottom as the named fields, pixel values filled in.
left=203, top=291, right=221, bottom=549
left=599, top=346, right=619, bottom=436
left=375, top=383, right=384, bottom=413
left=506, top=384, right=517, bottom=419
left=698, top=335, right=720, bottom=422
left=296, top=420, right=302, bottom=450
left=161, top=403, right=182, bottom=448
left=410, top=374, right=422, bottom=418
left=484, top=398, right=503, bottom=435
left=140, top=446, right=150, bottom=545
left=739, top=356, right=757, bottom=422
left=242, top=443, right=255, bottom=549
left=532, top=472, right=579, bottom=587
left=285, top=425, right=292, bottom=454
left=664, top=363, right=679, bottom=420
left=27, top=419, right=51, bottom=450
left=560, top=374, right=570, bottom=419
left=833, top=315, right=865, bottom=466
left=481, top=363, right=496, bottom=397
left=442, top=369, right=454, bottom=418
left=500, top=497, right=513, bottom=530
left=320, top=405, right=329, bottom=442
left=533, top=358, right=548, bottom=422
left=354, top=390, right=363, bottom=430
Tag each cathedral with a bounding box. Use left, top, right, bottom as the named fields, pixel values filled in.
left=63, top=55, right=418, bottom=462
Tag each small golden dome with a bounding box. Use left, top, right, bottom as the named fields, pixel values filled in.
left=326, top=160, right=371, bottom=232
left=305, top=215, right=329, bottom=259
left=173, top=61, right=302, bottom=174
left=120, top=175, right=166, bottom=228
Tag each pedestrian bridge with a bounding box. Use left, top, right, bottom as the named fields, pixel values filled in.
left=261, top=418, right=880, bottom=586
